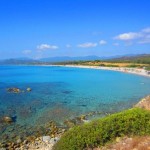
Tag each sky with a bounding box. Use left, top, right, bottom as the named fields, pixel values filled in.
left=0, top=0, right=150, bottom=59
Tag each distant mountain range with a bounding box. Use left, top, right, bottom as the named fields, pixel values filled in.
left=0, top=54, right=150, bottom=65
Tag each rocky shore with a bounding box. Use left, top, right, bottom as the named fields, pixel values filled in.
left=1, top=94, right=150, bottom=150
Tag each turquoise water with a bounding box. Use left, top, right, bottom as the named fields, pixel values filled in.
left=1, top=65, right=150, bottom=142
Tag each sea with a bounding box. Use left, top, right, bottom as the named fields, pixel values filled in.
left=0, top=65, right=150, bottom=143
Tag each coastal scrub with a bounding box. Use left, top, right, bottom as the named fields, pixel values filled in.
left=54, top=108, right=150, bottom=150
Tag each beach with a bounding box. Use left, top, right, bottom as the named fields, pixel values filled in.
left=45, top=64, right=150, bottom=78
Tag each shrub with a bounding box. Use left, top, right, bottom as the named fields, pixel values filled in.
left=54, top=108, right=150, bottom=150
left=105, top=64, right=119, bottom=67
left=145, top=66, right=150, bottom=71
left=125, top=64, right=141, bottom=68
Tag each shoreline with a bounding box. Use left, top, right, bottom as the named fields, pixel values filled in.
left=42, top=64, right=150, bottom=78
left=1, top=65, right=150, bottom=149
left=1, top=64, right=150, bottom=78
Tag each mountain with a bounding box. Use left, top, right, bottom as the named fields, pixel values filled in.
left=39, top=55, right=105, bottom=62
left=0, top=54, right=150, bottom=65
left=108, top=54, right=150, bottom=64
left=0, top=58, right=40, bottom=65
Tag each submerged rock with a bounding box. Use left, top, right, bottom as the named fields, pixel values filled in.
left=2, top=116, right=13, bottom=123
left=26, top=88, right=32, bottom=92
left=7, top=88, right=21, bottom=93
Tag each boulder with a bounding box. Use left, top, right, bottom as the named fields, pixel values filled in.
left=7, top=88, right=21, bottom=93
left=26, top=88, right=32, bottom=92
left=3, top=116, right=13, bottom=123
left=42, top=136, right=51, bottom=142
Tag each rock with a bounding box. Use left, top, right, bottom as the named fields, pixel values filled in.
left=3, top=116, right=13, bottom=123
left=42, top=136, right=51, bottom=142
left=116, top=137, right=121, bottom=142
left=50, top=137, right=60, bottom=144
left=83, top=119, right=90, bottom=123
left=80, top=115, right=86, bottom=120
left=7, top=88, right=21, bottom=93
left=0, top=148, right=6, bottom=150
left=23, top=140, right=28, bottom=144
left=26, top=88, right=31, bottom=92
left=64, top=120, right=75, bottom=128
left=16, top=138, right=22, bottom=144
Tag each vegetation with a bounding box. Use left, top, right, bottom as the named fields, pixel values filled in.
left=54, top=108, right=150, bottom=150
left=145, top=66, right=150, bottom=71
left=124, top=64, right=142, bottom=68
left=107, top=54, right=150, bottom=64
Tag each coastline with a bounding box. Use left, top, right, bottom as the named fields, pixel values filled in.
left=42, top=64, right=150, bottom=78
left=1, top=65, right=150, bottom=149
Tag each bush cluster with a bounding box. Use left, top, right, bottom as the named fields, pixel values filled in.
left=54, top=108, right=150, bottom=150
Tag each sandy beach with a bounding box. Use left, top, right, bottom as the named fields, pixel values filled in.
left=45, top=64, right=150, bottom=78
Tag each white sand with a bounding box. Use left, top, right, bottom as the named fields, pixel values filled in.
left=45, top=64, right=150, bottom=78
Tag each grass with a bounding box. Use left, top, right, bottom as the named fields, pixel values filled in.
left=54, top=108, right=150, bottom=150
left=103, top=136, right=150, bottom=150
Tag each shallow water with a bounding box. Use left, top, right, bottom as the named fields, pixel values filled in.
left=0, top=65, right=150, bottom=142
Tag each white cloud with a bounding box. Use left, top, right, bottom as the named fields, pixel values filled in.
left=37, top=44, right=58, bottom=50
left=66, top=44, right=71, bottom=48
left=77, top=42, right=97, bottom=48
left=99, top=40, right=107, bottom=45
left=114, top=27, right=150, bottom=44
left=22, top=50, right=32, bottom=54
left=114, top=32, right=142, bottom=40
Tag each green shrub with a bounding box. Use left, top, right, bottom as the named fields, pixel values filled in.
left=99, top=64, right=106, bottom=66
left=105, top=64, right=119, bottom=67
left=54, top=108, right=150, bottom=150
left=125, top=64, right=141, bottom=68
left=145, top=66, right=150, bottom=71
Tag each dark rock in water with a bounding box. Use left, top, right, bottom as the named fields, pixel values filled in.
left=78, top=104, right=87, bottom=107
left=11, top=115, right=17, bottom=122
left=62, top=101, right=68, bottom=104
left=7, top=88, right=21, bottom=93
left=26, top=87, right=32, bottom=92
left=2, top=116, right=13, bottom=123
left=64, top=119, right=76, bottom=128
left=62, top=90, right=72, bottom=94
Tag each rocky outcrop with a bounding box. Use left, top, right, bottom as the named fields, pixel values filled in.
left=2, top=116, right=13, bottom=123
left=7, top=88, right=21, bottom=93
left=6, top=87, right=32, bottom=93
left=134, top=95, right=150, bottom=110
left=26, top=88, right=32, bottom=92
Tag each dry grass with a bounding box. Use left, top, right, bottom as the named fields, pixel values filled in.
left=89, top=136, right=150, bottom=150
left=80, top=61, right=148, bottom=67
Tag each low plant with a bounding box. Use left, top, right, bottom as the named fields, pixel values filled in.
left=54, top=108, right=150, bottom=150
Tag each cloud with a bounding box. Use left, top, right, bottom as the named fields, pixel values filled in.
left=77, top=42, right=97, bottom=48
left=22, top=50, right=32, bottom=54
left=37, top=44, right=58, bottom=50
left=114, top=32, right=142, bottom=40
left=114, top=27, right=150, bottom=44
left=99, top=40, right=107, bottom=45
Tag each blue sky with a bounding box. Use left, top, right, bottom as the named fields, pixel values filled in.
left=0, top=0, right=150, bottom=59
